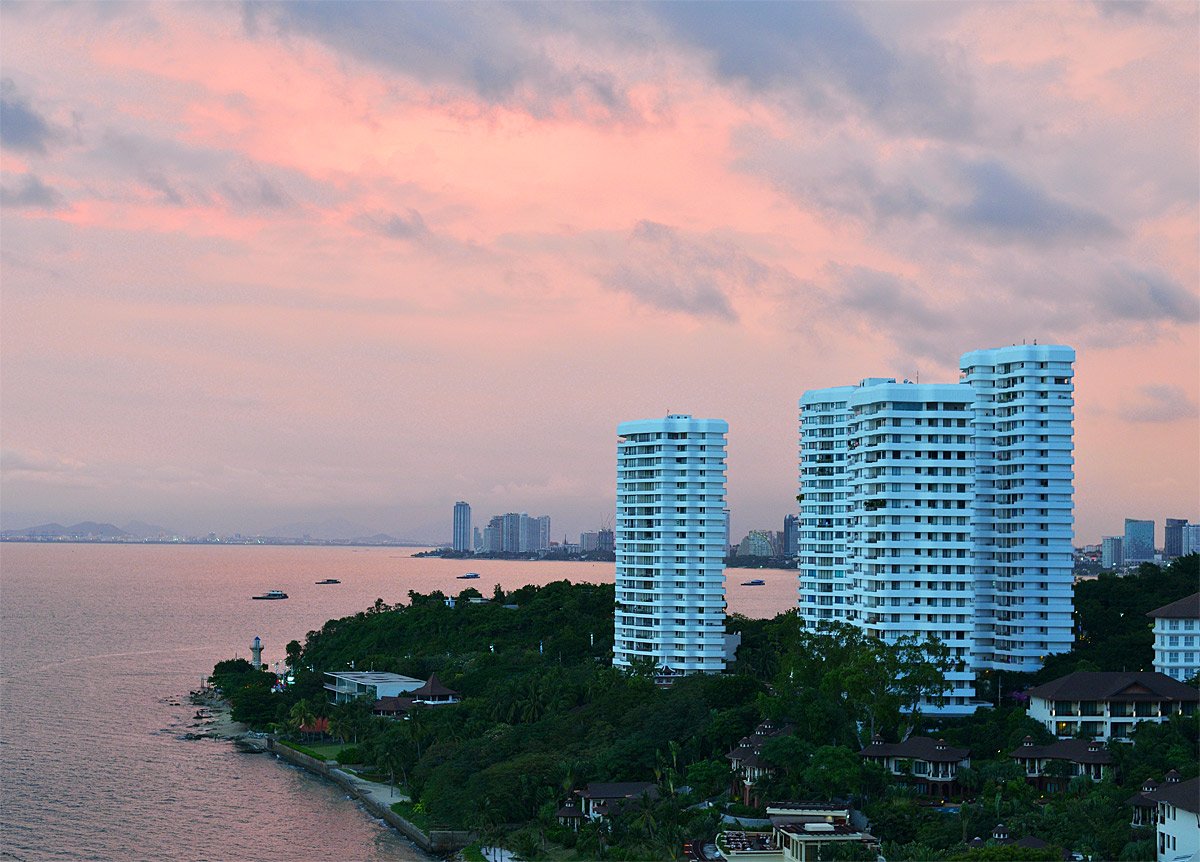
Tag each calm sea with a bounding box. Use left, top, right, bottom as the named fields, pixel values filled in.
left=0, top=544, right=797, bottom=861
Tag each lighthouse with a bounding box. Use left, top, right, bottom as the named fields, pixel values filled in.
left=250, top=636, right=263, bottom=669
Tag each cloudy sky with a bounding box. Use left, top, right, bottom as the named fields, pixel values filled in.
left=1, top=1, right=1197, bottom=543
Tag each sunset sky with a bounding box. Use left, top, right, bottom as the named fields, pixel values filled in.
left=1, top=1, right=1197, bottom=544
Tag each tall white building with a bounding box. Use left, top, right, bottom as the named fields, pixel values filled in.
left=798, top=384, right=862, bottom=624
left=1184, top=524, right=1200, bottom=556
left=452, top=501, right=471, bottom=552
left=797, top=344, right=1077, bottom=713
left=962, top=344, right=1076, bottom=673
left=614, top=414, right=728, bottom=675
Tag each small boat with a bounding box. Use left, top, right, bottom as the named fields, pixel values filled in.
left=252, top=590, right=289, bottom=600
left=315, top=578, right=341, bottom=585
left=741, top=579, right=765, bottom=586
left=456, top=572, right=481, bottom=580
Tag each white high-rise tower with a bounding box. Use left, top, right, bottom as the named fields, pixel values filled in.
left=614, top=414, right=728, bottom=675
left=797, top=344, right=1076, bottom=713
left=960, top=344, right=1076, bottom=673
left=452, top=501, right=471, bottom=552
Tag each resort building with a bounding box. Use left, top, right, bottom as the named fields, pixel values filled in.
left=1148, top=593, right=1200, bottom=682
left=556, top=782, right=658, bottom=829
left=858, top=735, right=971, bottom=797
left=796, top=344, right=1077, bottom=712
left=613, top=414, right=729, bottom=675
left=1010, top=737, right=1112, bottom=792
left=1025, top=671, right=1199, bottom=740
left=1150, top=775, right=1200, bottom=862
left=452, top=501, right=471, bottom=552
left=324, top=671, right=424, bottom=705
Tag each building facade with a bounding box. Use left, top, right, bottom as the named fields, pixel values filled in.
left=796, top=344, right=1076, bottom=712
left=1148, top=593, right=1200, bottom=682
left=1183, top=524, right=1200, bottom=556
left=1164, top=519, right=1189, bottom=559
left=1102, top=536, right=1124, bottom=570
left=797, top=384, right=858, bottom=625
left=783, top=514, right=799, bottom=557
left=452, top=501, right=471, bottom=552
left=960, top=344, right=1076, bottom=675
left=1125, top=518, right=1155, bottom=563
left=613, top=414, right=728, bottom=674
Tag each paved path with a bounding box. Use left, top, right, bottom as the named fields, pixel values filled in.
left=331, top=768, right=412, bottom=806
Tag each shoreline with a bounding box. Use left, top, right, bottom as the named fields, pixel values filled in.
left=189, top=689, right=464, bottom=858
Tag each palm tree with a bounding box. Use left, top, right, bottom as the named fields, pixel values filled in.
left=290, top=699, right=317, bottom=741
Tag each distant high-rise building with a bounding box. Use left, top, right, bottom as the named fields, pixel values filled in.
left=798, top=344, right=1077, bottom=714
left=535, top=516, right=551, bottom=551
left=473, top=527, right=483, bottom=552
left=736, top=530, right=774, bottom=557
left=614, top=414, right=728, bottom=675
left=783, top=514, right=799, bottom=557
left=452, top=502, right=471, bottom=552
left=1124, top=519, right=1155, bottom=563
left=597, top=528, right=614, bottom=552
left=580, top=531, right=600, bottom=552
left=1101, top=536, right=1124, bottom=569
left=1164, top=519, right=1188, bottom=559
left=1182, top=524, right=1200, bottom=556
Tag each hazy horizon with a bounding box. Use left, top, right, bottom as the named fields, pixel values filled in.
left=2, top=3, right=1197, bottom=549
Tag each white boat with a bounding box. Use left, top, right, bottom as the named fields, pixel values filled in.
left=252, top=590, right=288, bottom=600
left=456, top=572, right=481, bottom=580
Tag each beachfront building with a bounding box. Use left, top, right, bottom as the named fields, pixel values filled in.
left=1025, top=671, right=1199, bottom=740
left=858, top=735, right=971, bottom=797
left=1148, top=593, right=1200, bottom=682
left=613, top=414, right=729, bottom=675
left=1010, top=737, right=1112, bottom=792
left=796, top=344, right=1077, bottom=713
left=324, top=671, right=424, bottom=705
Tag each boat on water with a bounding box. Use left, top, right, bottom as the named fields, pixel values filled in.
left=251, top=590, right=289, bottom=600
left=456, top=572, right=481, bottom=580
left=741, top=579, right=766, bottom=586
left=315, top=578, right=341, bottom=585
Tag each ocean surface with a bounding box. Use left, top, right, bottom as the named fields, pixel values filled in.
left=0, top=544, right=798, bottom=861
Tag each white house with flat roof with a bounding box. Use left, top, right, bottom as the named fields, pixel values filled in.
left=324, top=671, right=423, bottom=704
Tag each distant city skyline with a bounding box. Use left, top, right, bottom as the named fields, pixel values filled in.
left=2, top=3, right=1197, bottom=548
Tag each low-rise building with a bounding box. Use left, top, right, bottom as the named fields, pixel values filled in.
left=1010, top=737, right=1112, bottom=792
left=1148, top=593, right=1200, bottom=682
left=408, top=673, right=460, bottom=705
left=717, top=803, right=878, bottom=862
left=858, top=735, right=970, bottom=797
left=966, top=824, right=1051, bottom=852
left=1025, top=671, right=1199, bottom=740
left=1127, top=773, right=1175, bottom=829
left=1150, top=774, right=1199, bottom=862
left=555, top=781, right=659, bottom=829
left=324, top=671, right=424, bottom=705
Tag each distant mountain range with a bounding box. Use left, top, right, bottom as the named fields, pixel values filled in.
left=0, top=517, right=421, bottom=545
left=3, top=521, right=131, bottom=539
